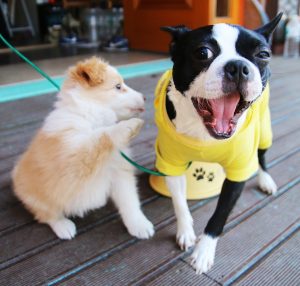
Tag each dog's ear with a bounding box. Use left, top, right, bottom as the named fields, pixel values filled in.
left=161, top=25, right=191, bottom=58
left=255, top=12, right=283, bottom=43
left=69, top=57, right=107, bottom=88
left=161, top=25, right=191, bottom=41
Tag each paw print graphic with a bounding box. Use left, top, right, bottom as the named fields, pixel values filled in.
left=193, top=168, right=206, bottom=181
left=207, top=172, right=215, bottom=182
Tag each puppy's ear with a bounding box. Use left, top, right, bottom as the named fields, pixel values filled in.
left=255, top=12, right=283, bottom=43
left=69, top=57, right=107, bottom=88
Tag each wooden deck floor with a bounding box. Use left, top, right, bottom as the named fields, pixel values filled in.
left=0, top=57, right=299, bottom=286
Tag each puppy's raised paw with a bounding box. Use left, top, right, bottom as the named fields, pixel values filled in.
left=126, top=215, right=154, bottom=239
left=121, top=118, right=144, bottom=141
left=126, top=118, right=144, bottom=138
left=49, top=218, right=77, bottom=240
left=190, top=234, right=218, bottom=275
left=258, top=168, right=277, bottom=195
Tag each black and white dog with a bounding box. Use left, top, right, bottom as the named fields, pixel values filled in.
left=158, top=14, right=282, bottom=274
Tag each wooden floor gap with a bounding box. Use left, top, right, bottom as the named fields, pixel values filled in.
left=0, top=194, right=160, bottom=271
left=129, top=180, right=300, bottom=286
left=60, top=178, right=300, bottom=286
left=223, top=176, right=300, bottom=234
left=223, top=219, right=300, bottom=286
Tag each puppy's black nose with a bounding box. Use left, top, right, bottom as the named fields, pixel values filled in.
left=224, top=60, right=251, bottom=83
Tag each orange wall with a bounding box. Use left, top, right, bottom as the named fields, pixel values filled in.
left=124, top=0, right=245, bottom=52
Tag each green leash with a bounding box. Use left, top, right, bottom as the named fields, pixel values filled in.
left=0, top=33, right=165, bottom=177
left=0, top=34, right=60, bottom=90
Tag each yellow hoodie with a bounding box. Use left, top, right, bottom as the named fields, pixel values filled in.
left=154, top=70, right=272, bottom=182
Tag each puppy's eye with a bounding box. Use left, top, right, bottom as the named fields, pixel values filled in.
left=116, top=83, right=122, bottom=90
left=194, top=47, right=214, bottom=60
left=256, top=51, right=271, bottom=60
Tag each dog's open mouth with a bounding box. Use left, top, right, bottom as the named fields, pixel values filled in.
left=191, top=93, right=252, bottom=139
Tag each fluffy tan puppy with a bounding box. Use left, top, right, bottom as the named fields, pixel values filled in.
left=12, top=57, right=154, bottom=240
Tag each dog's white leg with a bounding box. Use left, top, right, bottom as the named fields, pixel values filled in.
left=166, top=175, right=196, bottom=251
left=191, top=234, right=218, bottom=275
left=111, top=171, right=154, bottom=239
left=190, top=179, right=244, bottom=274
left=258, top=166, right=277, bottom=195
left=48, top=218, right=77, bottom=240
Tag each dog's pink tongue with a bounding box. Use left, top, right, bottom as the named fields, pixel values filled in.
left=209, top=93, right=240, bottom=133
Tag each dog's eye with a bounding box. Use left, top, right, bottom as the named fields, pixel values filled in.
left=256, top=51, right=271, bottom=60
left=116, top=83, right=122, bottom=90
left=194, top=47, right=214, bottom=60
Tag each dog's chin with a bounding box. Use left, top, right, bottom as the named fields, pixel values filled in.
left=191, top=93, right=252, bottom=140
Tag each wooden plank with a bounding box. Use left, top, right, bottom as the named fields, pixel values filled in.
left=0, top=94, right=55, bottom=132
left=146, top=261, right=218, bottom=286
left=148, top=185, right=299, bottom=286
left=41, top=153, right=300, bottom=286
left=0, top=186, right=17, bottom=213
left=270, top=82, right=300, bottom=104
left=197, top=184, right=300, bottom=285
left=235, top=231, right=300, bottom=286
left=0, top=195, right=203, bottom=285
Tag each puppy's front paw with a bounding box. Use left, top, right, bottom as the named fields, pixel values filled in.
left=126, top=215, right=155, bottom=239
left=123, top=118, right=144, bottom=140
left=176, top=224, right=196, bottom=251
left=258, top=169, right=277, bottom=195
left=49, top=218, right=77, bottom=240
left=190, top=234, right=218, bottom=275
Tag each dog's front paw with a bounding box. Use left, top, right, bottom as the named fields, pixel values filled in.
left=176, top=224, right=196, bottom=251
left=49, top=218, right=77, bottom=240
left=126, top=215, right=155, bottom=239
left=190, top=234, right=218, bottom=275
left=258, top=168, right=277, bottom=195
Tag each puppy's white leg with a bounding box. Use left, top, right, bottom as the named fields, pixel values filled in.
left=48, top=218, right=77, bottom=240
left=191, top=234, right=218, bottom=275
left=166, top=175, right=196, bottom=251
left=258, top=167, right=277, bottom=195
left=111, top=171, right=154, bottom=239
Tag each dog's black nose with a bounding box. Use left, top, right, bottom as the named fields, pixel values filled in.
left=224, top=60, right=251, bottom=83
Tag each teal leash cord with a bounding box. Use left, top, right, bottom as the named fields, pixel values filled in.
left=0, top=34, right=60, bottom=90
left=120, top=152, right=165, bottom=176
left=0, top=33, right=166, bottom=177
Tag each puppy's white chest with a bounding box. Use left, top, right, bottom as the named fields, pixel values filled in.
left=64, top=170, right=112, bottom=217
left=63, top=152, right=129, bottom=217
